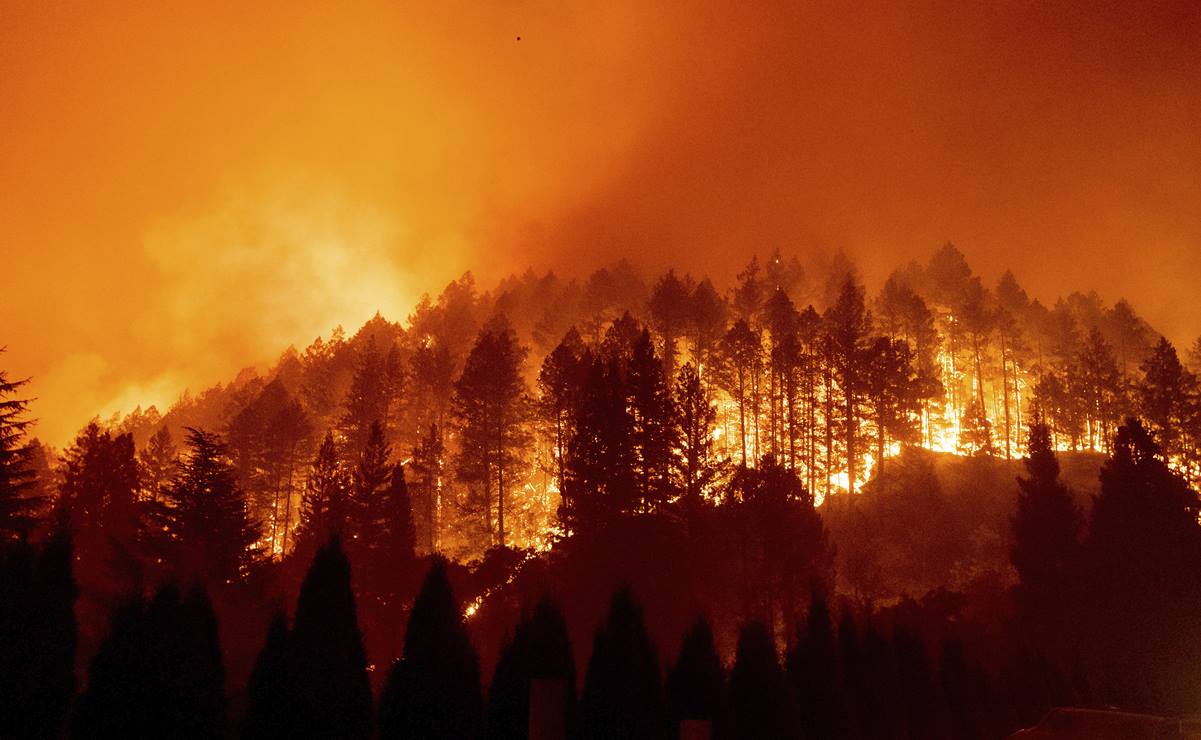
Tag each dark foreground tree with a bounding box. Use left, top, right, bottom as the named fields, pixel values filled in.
left=580, top=587, right=666, bottom=740
left=241, top=612, right=291, bottom=740
left=485, top=597, right=578, bottom=740
left=72, top=583, right=225, bottom=740
left=1010, top=418, right=1081, bottom=655
left=0, top=353, right=40, bottom=539
left=730, top=621, right=792, bottom=740
left=666, top=616, right=727, bottom=739
left=787, top=590, right=838, bottom=740
left=380, top=557, right=483, bottom=740
left=0, top=527, right=77, bottom=739
left=289, top=534, right=372, bottom=740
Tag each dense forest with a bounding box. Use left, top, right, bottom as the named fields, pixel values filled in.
left=4, top=243, right=1201, bottom=738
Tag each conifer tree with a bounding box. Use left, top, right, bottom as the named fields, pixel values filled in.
left=291, top=535, right=372, bottom=740
left=648, top=269, right=692, bottom=382
left=673, top=362, right=720, bottom=507
left=666, top=617, right=726, bottom=738
left=410, top=423, right=444, bottom=553
left=824, top=279, right=872, bottom=492
left=1010, top=418, right=1081, bottom=650
left=0, top=353, right=39, bottom=539
left=452, top=315, right=530, bottom=547
left=730, top=621, right=792, bottom=740
left=241, top=612, right=292, bottom=740
left=149, top=428, right=261, bottom=587
left=580, top=587, right=665, bottom=740
left=139, top=425, right=178, bottom=502
left=629, top=329, right=677, bottom=510
left=538, top=328, right=588, bottom=498
left=295, top=431, right=350, bottom=560
left=72, top=583, right=226, bottom=740
left=787, top=591, right=838, bottom=740
left=379, top=557, right=483, bottom=740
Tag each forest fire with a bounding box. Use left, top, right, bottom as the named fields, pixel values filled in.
left=4, top=2, right=1201, bottom=739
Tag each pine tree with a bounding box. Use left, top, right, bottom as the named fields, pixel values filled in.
left=339, top=336, right=401, bottom=459
left=1010, top=418, right=1081, bottom=651
left=295, top=431, right=351, bottom=560
left=149, top=428, right=261, bottom=587
left=580, top=587, right=665, bottom=740
left=410, top=423, right=445, bottom=553
left=864, top=336, right=923, bottom=476
left=1081, top=419, right=1201, bottom=711
left=957, top=397, right=996, bottom=457
left=538, top=328, right=588, bottom=499
left=718, top=319, right=764, bottom=467
left=72, top=583, right=226, bottom=740
left=379, top=557, right=483, bottom=740
left=730, top=621, right=792, bottom=740
left=1137, top=337, right=1195, bottom=462
left=350, top=420, right=392, bottom=558
left=241, top=612, right=292, bottom=740
left=666, top=617, right=726, bottom=738
left=0, top=526, right=78, bottom=739
left=787, top=590, right=838, bottom=740
left=139, top=426, right=178, bottom=502
left=824, top=279, right=872, bottom=492
left=0, top=352, right=39, bottom=539
left=685, top=278, right=729, bottom=384
left=648, top=270, right=693, bottom=382
left=629, top=329, right=676, bottom=511
left=452, top=315, right=530, bottom=547
left=290, top=535, right=372, bottom=740
left=485, top=597, right=578, bottom=740
left=672, top=362, right=721, bottom=507
left=1077, top=328, right=1123, bottom=451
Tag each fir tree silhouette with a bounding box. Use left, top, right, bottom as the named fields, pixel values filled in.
left=580, top=586, right=666, bottom=740
left=241, top=611, right=292, bottom=740
left=666, top=616, right=727, bottom=739
left=379, top=556, right=483, bottom=740
left=289, top=533, right=372, bottom=739
left=730, top=621, right=793, bottom=740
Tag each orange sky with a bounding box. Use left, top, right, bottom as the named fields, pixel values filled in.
left=2, top=1, right=1199, bottom=446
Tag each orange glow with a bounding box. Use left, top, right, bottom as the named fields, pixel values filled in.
left=3, top=2, right=1200, bottom=446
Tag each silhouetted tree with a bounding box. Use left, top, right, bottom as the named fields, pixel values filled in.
left=339, top=336, right=403, bottom=458
left=380, top=557, right=483, bottom=740
left=730, top=621, right=792, bottom=740
left=788, top=590, right=838, bottom=740
left=864, top=336, right=923, bottom=475
left=241, top=612, right=292, bottom=740
left=1137, top=337, right=1195, bottom=463
left=72, top=583, right=226, bottom=740
left=580, top=587, right=666, bottom=740
left=485, top=597, right=578, bottom=740
left=410, top=423, right=444, bottom=553
left=673, top=362, right=721, bottom=511
left=290, top=534, right=372, bottom=739
left=295, top=431, right=351, bottom=560
left=148, top=428, right=261, bottom=587
left=685, top=278, right=729, bottom=384
left=453, top=316, right=530, bottom=547
left=0, top=527, right=77, bottom=739
left=1080, top=418, right=1201, bottom=712
left=957, top=398, right=996, bottom=457
left=648, top=269, right=693, bottom=382
left=562, top=354, right=637, bottom=531
left=0, top=353, right=39, bottom=539
left=666, top=616, right=727, bottom=739
left=629, top=329, right=677, bottom=510
left=139, top=425, right=178, bottom=502
left=719, top=319, right=763, bottom=466
left=1010, top=418, right=1081, bottom=654
left=824, top=279, right=871, bottom=492
left=538, top=328, right=588, bottom=498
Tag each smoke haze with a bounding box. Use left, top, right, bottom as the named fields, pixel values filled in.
left=2, top=0, right=1199, bottom=445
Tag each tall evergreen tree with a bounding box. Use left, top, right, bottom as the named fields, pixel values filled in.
left=730, top=621, right=792, bottom=740
left=1010, top=418, right=1081, bottom=652
left=241, top=612, right=292, bottom=740
left=673, top=362, right=721, bottom=508
left=538, top=328, right=588, bottom=499
left=295, top=431, right=351, bottom=560
left=0, top=527, right=78, bottom=739
left=290, top=534, right=372, bottom=740
left=787, top=591, right=838, bottom=740
left=379, top=557, right=483, bottom=740
left=72, top=583, right=226, bottom=740
left=0, top=353, right=39, bottom=539
left=410, top=423, right=445, bottom=553
left=149, top=428, right=261, bottom=587
left=648, top=269, right=693, bottom=382
left=1137, top=337, right=1195, bottom=462
left=666, top=616, right=727, bottom=739
left=629, top=329, right=677, bottom=510
left=580, top=587, right=665, bottom=740
left=452, top=315, right=530, bottom=547
left=824, top=279, right=872, bottom=493
left=139, top=426, right=178, bottom=502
